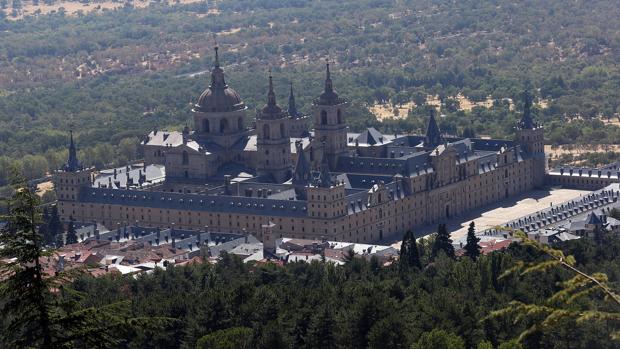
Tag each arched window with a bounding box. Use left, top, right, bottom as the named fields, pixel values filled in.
left=337, top=109, right=342, bottom=124
left=237, top=117, right=244, bottom=131
left=182, top=151, right=189, bottom=165
left=280, top=123, right=285, bottom=138
left=203, top=119, right=210, bottom=132
left=320, top=110, right=328, bottom=125
left=219, top=119, right=228, bottom=133
left=263, top=124, right=270, bottom=139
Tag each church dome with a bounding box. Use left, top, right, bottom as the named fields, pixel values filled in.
left=194, top=47, right=246, bottom=113
left=196, top=84, right=245, bottom=113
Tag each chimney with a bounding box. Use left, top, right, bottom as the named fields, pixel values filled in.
left=224, top=175, right=231, bottom=194
left=56, top=254, right=65, bottom=273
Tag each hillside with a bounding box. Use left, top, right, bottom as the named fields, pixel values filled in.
left=1, top=0, right=620, bottom=184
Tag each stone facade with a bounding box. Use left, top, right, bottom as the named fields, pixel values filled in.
left=55, top=50, right=547, bottom=250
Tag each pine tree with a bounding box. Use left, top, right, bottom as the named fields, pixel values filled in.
left=400, top=230, right=421, bottom=271
left=65, top=217, right=78, bottom=245
left=39, top=205, right=51, bottom=246
left=0, top=174, right=171, bottom=348
left=431, top=223, right=455, bottom=259
left=47, top=205, right=63, bottom=244
left=305, top=305, right=336, bottom=349
left=464, top=221, right=481, bottom=261
left=0, top=175, right=53, bottom=348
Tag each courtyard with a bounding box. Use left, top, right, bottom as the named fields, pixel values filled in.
left=390, top=186, right=591, bottom=246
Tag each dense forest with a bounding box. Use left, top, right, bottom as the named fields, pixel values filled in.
left=2, top=0, right=620, bottom=184
left=1, top=156, right=619, bottom=349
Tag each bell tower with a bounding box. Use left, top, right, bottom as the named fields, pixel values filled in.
left=256, top=72, right=292, bottom=183
left=516, top=90, right=546, bottom=187
left=313, top=60, right=348, bottom=169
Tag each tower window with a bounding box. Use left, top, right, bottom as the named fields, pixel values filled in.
left=182, top=151, right=189, bottom=165
left=321, top=110, right=327, bottom=125
left=263, top=124, right=270, bottom=139
left=337, top=109, right=342, bottom=124
left=203, top=119, right=210, bottom=132
left=238, top=117, right=244, bottom=131
left=280, top=123, right=285, bottom=138
left=220, top=119, right=229, bottom=133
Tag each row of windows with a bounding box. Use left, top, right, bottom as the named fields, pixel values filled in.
left=201, top=117, right=244, bottom=133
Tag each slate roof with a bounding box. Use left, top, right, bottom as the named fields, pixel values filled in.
left=423, top=110, right=442, bottom=148
left=585, top=211, right=603, bottom=225
left=80, top=187, right=308, bottom=217
left=143, top=130, right=185, bottom=147
left=354, top=127, right=387, bottom=146
left=517, top=90, right=536, bottom=130
left=93, top=164, right=165, bottom=189
left=292, top=141, right=312, bottom=186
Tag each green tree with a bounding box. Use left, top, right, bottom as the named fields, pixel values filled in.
left=400, top=230, right=422, bottom=271
left=489, top=231, right=620, bottom=343
left=47, top=206, right=63, bottom=247
left=305, top=305, right=336, bottom=349
left=432, top=223, right=455, bottom=259
left=196, top=327, right=253, bottom=349
left=368, top=314, right=408, bottom=349
left=412, top=329, right=465, bottom=349
left=464, top=221, right=481, bottom=261
left=0, top=174, right=159, bottom=348
left=0, top=175, right=53, bottom=348
left=477, top=341, right=494, bottom=349
left=65, top=217, right=78, bottom=245
left=498, top=340, right=524, bottom=349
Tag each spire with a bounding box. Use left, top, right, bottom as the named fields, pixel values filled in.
left=423, top=108, right=442, bottom=148
left=214, top=45, right=220, bottom=68
left=518, top=89, right=535, bottom=129
left=66, top=130, right=80, bottom=172
left=210, top=45, right=226, bottom=88
left=260, top=69, right=283, bottom=117
left=267, top=69, right=276, bottom=107
left=315, top=58, right=343, bottom=106
left=293, top=141, right=311, bottom=186
left=324, top=59, right=333, bottom=93
left=316, top=153, right=332, bottom=188
left=288, top=82, right=299, bottom=118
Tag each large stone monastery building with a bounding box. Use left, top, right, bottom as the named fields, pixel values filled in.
left=55, top=47, right=547, bottom=249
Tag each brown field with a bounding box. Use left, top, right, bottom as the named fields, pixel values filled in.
left=370, top=102, right=415, bottom=121
left=544, top=144, right=620, bottom=158
left=36, top=181, right=54, bottom=197
left=370, top=94, right=525, bottom=121
left=5, top=0, right=212, bottom=20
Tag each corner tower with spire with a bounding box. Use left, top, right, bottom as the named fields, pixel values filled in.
left=54, top=130, right=93, bottom=221
left=313, top=60, right=348, bottom=169
left=516, top=89, right=546, bottom=187
left=423, top=108, right=442, bottom=149
left=256, top=71, right=293, bottom=182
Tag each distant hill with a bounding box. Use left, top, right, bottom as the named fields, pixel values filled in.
left=1, top=0, right=620, bottom=182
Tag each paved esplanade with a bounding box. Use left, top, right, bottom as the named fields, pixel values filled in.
left=449, top=188, right=590, bottom=240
